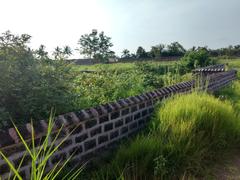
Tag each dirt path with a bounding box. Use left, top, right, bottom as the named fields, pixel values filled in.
left=211, top=151, right=240, bottom=180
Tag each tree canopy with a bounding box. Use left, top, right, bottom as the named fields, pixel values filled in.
left=78, top=29, right=115, bottom=62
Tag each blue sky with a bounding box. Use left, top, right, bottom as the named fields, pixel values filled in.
left=0, top=0, right=239, bottom=58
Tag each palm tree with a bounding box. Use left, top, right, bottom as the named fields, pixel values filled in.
left=63, top=45, right=72, bottom=57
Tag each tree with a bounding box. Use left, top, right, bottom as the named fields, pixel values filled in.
left=78, top=29, right=114, bottom=62
left=121, top=49, right=131, bottom=58
left=35, top=45, right=48, bottom=59
left=166, top=42, right=186, bottom=56
left=52, top=45, right=72, bottom=60
left=181, top=49, right=214, bottom=70
left=150, top=44, right=165, bottom=58
left=0, top=30, right=32, bottom=62
left=63, top=45, right=72, bottom=56
left=136, top=46, right=148, bottom=58
left=0, top=31, right=75, bottom=126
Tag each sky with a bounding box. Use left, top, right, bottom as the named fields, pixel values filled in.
left=0, top=0, right=240, bottom=58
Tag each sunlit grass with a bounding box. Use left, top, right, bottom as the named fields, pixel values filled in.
left=72, top=60, right=177, bottom=72
left=89, top=92, right=240, bottom=179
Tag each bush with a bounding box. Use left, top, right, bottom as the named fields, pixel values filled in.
left=92, top=93, right=240, bottom=179
left=73, top=70, right=148, bottom=108
left=134, top=62, right=189, bottom=89
left=181, top=49, right=215, bottom=70
left=0, top=31, right=75, bottom=126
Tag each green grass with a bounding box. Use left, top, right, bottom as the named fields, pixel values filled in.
left=72, top=60, right=176, bottom=72
left=87, top=92, right=240, bottom=179
left=217, top=58, right=240, bottom=78
left=215, top=80, right=240, bottom=114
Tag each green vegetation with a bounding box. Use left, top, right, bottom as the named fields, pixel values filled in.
left=87, top=92, right=240, bottom=179
left=0, top=31, right=217, bottom=127
left=181, top=48, right=216, bottom=70
left=72, top=61, right=193, bottom=109
left=0, top=30, right=240, bottom=179
left=217, top=58, right=240, bottom=78
left=73, top=60, right=175, bottom=71
left=215, top=80, right=240, bottom=113
left=78, top=29, right=114, bottom=62
left=0, top=31, right=75, bottom=127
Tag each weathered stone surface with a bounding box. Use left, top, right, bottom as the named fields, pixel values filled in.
left=104, top=123, right=113, bottom=132
left=125, top=116, right=133, bottom=124
left=98, top=135, right=109, bottom=144
left=134, top=112, right=141, bottom=120
left=0, top=130, right=15, bottom=147
left=99, top=115, right=109, bottom=123
left=131, top=106, right=138, bottom=113
left=121, top=108, right=130, bottom=116
left=75, top=133, right=88, bottom=143
left=69, top=145, right=83, bottom=155
left=110, top=130, right=119, bottom=140
left=111, top=111, right=120, bottom=120
left=51, top=153, right=67, bottom=164
left=121, top=126, right=128, bottom=135
left=85, top=119, right=97, bottom=129
left=115, top=119, right=124, bottom=128
left=90, top=126, right=102, bottom=137
left=84, top=139, right=96, bottom=151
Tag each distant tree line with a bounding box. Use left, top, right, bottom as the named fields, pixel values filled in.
left=205, top=45, right=240, bottom=57
left=121, top=44, right=240, bottom=61
left=121, top=42, right=186, bottom=60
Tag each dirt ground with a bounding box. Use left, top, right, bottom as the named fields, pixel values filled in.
left=211, top=150, right=240, bottom=180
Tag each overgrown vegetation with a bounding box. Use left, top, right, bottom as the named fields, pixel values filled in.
left=181, top=48, right=216, bottom=70
left=0, top=30, right=217, bottom=127
left=87, top=92, right=240, bottom=179
left=0, top=29, right=240, bottom=179
left=0, top=31, right=75, bottom=127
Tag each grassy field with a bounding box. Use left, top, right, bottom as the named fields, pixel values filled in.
left=74, top=57, right=240, bottom=73
left=217, top=58, right=240, bottom=71
left=73, top=60, right=177, bottom=71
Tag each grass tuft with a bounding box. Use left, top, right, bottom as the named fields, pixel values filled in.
left=90, top=92, right=240, bottom=179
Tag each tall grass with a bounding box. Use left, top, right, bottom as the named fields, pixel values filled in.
left=215, top=80, right=240, bottom=113
left=0, top=115, right=84, bottom=180
left=90, top=93, right=240, bottom=179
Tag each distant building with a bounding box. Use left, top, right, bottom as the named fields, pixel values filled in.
left=68, top=57, right=119, bottom=65
left=68, top=58, right=99, bottom=65
left=108, top=57, right=118, bottom=63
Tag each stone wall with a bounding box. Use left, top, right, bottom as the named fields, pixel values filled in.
left=0, top=67, right=237, bottom=179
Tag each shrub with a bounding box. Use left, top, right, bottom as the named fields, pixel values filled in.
left=181, top=49, right=215, bottom=70
left=92, top=93, right=240, bottom=179
left=0, top=31, right=75, bottom=126
left=73, top=70, right=148, bottom=108
left=134, top=62, right=189, bottom=89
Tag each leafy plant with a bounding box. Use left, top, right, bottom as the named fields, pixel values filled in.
left=181, top=49, right=215, bottom=70
left=0, top=31, right=76, bottom=126
left=0, top=114, right=84, bottom=180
